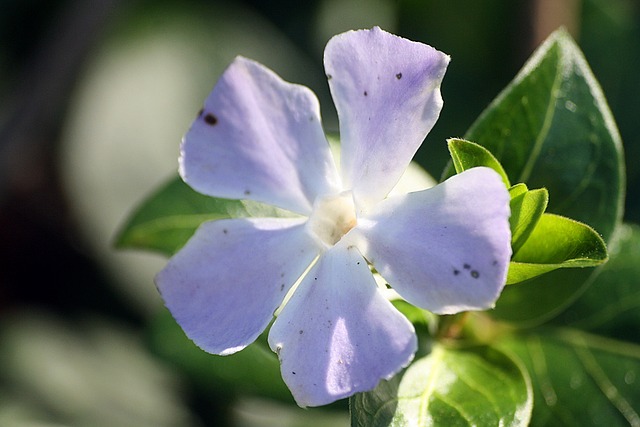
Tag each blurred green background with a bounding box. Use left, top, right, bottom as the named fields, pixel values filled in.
left=0, top=0, right=638, bottom=425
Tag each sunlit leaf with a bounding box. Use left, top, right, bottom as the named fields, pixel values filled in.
left=506, top=213, right=608, bottom=285
left=509, top=184, right=548, bottom=256
left=351, top=345, right=532, bottom=426
left=445, top=138, right=510, bottom=187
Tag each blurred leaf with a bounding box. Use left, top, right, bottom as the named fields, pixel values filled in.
left=507, top=213, right=608, bottom=284
left=445, top=138, right=511, bottom=187
left=391, top=299, right=433, bottom=329
left=148, top=309, right=292, bottom=403
left=509, top=184, right=548, bottom=256
left=552, top=223, right=640, bottom=343
left=350, top=345, right=532, bottom=426
left=0, top=311, right=196, bottom=427
left=116, top=177, right=296, bottom=256
left=502, top=329, right=640, bottom=426
left=461, top=29, right=624, bottom=324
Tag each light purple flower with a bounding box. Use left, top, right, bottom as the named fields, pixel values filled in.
left=156, top=27, right=512, bottom=407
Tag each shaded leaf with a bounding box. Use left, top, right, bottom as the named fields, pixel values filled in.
left=115, top=177, right=296, bottom=256
left=462, top=29, right=624, bottom=323
left=148, top=309, right=292, bottom=402
left=552, top=223, right=640, bottom=343
left=351, top=345, right=532, bottom=426
left=502, top=329, right=640, bottom=426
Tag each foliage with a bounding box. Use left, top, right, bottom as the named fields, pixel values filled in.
left=117, top=29, right=634, bottom=426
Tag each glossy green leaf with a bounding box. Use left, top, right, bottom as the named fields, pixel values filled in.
left=552, top=223, right=640, bottom=343
left=506, top=213, right=608, bottom=285
left=463, top=29, right=624, bottom=323
left=115, top=177, right=296, bottom=256
left=350, top=345, right=532, bottom=426
left=509, top=184, right=548, bottom=256
left=446, top=138, right=511, bottom=187
left=513, top=213, right=607, bottom=265
left=502, top=329, right=640, bottom=426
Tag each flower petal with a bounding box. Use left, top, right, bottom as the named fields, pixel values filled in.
left=181, top=56, right=340, bottom=215
left=324, top=27, right=450, bottom=210
left=349, top=167, right=512, bottom=314
left=156, top=217, right=318, bottom=355
left=268, top=243, right=417, bottom=407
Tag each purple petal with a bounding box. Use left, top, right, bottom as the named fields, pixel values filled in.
left=324, top=27, right=450, bottom=209
left=268, top=243, right=417, bottom=407
left=181, top=57, right=340, bottom=215
left=156, top=217, right=318, bottom=355
left=349, top=167, right=512, bottom=314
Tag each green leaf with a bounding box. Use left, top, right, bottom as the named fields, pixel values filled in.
left=501, top=329, right=640, bottom=426
left=513, top=213, right=608, bottom=265
left=115, top=177, right=296, bottom=255
left=391, top=299, right=434, bottom=330
left=552, top=223, right=640, bottom=343
left=463, top=29, right=624, bottom=323
left=506, top=213, right=608, bottom=285
left=446, top=138, right=511, bottom=187
left=350, top=345, right=532, bottom=426
left=509, top=184, right=548, bottom=255
left=148, top=309, right=292, bottom=402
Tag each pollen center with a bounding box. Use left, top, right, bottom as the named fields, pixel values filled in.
left=306, top=191, right=357, bottom=248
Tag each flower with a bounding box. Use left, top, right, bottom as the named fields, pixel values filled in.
left=156, top=27, right=512, bottom=407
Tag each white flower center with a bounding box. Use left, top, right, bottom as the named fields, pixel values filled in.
left=306, top=191, right=357, bottom=248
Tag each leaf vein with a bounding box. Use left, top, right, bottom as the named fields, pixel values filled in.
left=573, top=341, right=640, bottom=426
left=518, top=50, right=564, bottom=183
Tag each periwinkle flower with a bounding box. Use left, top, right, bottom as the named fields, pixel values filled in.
left=157, top=27, right=512, bottom=407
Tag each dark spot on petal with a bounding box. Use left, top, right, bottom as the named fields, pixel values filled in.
left=292, top=371, right=296, bottom=375
left=222, top=229, right=228, bottom=234
left=463, top=264, right=471, bottom=270
left=364, top=91, right=368, bottom=96
left=453, top=269, right=460, bottom=275
left=244, top=189, right=251, bottom=195
left=357, top=262, right=360, bottom=265
left=471, top=270, right=480, bottom=278
left=299, top=330, right=303, bottom=334
left=309, top=116, right=314, bottom=121
left=493, top=260, right=498, bottom=266
left=396, top=73, right=402, bottom=79
left=281, top=272, right=285, bottom=278
left=280, top=284, right=285, bottom=291
left=204, top=113, right=218, bottom=125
